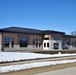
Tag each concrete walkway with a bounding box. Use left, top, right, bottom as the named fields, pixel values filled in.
left=33, top=67, right=76, bottom=75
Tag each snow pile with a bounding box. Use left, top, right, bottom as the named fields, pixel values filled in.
left=0, top=52, right=76, bottom=63
left=58, top=52, right=61, bottom=54
left=0, top=59, right=76, bottom=73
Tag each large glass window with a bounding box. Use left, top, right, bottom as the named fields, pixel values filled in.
left=3, top=37, right=10, bottom=47
left=54, top=37, right=59, bottom=40
left=11, top=37, right=14, bottom=47
left=20, top=38, right=28, bottom=47
left=64, top=40, right=70, bottom=45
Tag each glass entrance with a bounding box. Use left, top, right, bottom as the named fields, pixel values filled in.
left=20, top=38, right=28, bottom=47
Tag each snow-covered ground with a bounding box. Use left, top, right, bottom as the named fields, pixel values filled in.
left=0, top=59, right=76, bottom=73
left=0, top=52, right=76, bottom=63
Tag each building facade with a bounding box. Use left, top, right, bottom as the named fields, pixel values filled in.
left=0, top=27, right=76, bottom=51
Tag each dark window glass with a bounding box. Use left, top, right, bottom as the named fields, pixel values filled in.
left=3, top=37, right=10, bottom=47
left=36, top=39, right=38, bottom=47
left=20, top=38, right=28, bottom=47
left=11, top=37, right=14, bottom=47
left=54, top=37, right=59, bottom=40
left=36, top=39, right=37, bottom=41
left=44, top=43, right=46, bottom=47
left=39, top=39, right=41, bottom=47
left=53, top=43, right=59, bottom=49
left=32, top=38, right=35, bottom=48
left=47, top=43, right=49, bottom=47
left=64, top=40, right=70, bottom=45
left=74, top=41, right=76, bottom=47
left=32, top=38, right=35, bottom=45
left=44, top=38, right=49, bottom=40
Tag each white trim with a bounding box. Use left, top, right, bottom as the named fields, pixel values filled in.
left=4, top=45, right=42, bottom=51
left=43, top=40, right=62, bottom=50
left=14, top=45, right=20, bottom=48
left=43, top=40, right=50, bottom=50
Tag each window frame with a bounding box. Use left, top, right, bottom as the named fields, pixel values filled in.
left=3, top=37, right=10, bottom=47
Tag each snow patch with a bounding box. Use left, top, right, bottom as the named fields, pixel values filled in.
left=0, top=52, right=76, bottom=63
left=0, top=59, right=76, bottom=73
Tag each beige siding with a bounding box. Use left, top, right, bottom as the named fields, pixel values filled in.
left=43, top=33, right=63, bottom=40
left=0, top=33, right=2, bottom=45
left=3, top=33, right=18, bottom=45
left=50, top=33, right=62, bottom=40
left=3, top=33, right=42, bottom=46
left=44, top=34, right=51, bottom=40
left=44, top=34, right=49, bottom=38
left=30, top=35, right=42, bottom=45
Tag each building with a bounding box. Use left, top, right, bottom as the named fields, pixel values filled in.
left=0, top=27, right=76, bottom=51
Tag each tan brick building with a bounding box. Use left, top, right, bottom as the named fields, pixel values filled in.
left=0, top=27, right=76, bottom=51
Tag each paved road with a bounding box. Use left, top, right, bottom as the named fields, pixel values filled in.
left=33, top=67, right=76, bottom=75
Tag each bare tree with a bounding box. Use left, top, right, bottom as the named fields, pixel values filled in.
left=71, top=31, right=76, bottom=36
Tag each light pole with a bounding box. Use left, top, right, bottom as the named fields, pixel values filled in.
left=2, top=32, right=4, bottom=51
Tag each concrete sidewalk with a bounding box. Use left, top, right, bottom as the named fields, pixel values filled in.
left=33, top=67, right=76, bottom=75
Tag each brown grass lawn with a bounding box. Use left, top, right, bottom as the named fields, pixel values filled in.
left=0, top=62, right=76, bottom=75
left=33, top=50, right=76, bottom=54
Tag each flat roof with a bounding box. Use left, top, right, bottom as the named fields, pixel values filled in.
left=62, top=34, right=76, bottom=38
left=42, top=30, right=65, bottom=34
left=0, top=27, right=65, bottom=35
left=0, top=27, right=43, bottom=35
left=0, top=27, right=76, bottom=38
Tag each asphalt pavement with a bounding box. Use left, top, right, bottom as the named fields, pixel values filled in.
left=33, top=67, right=76, bottom=75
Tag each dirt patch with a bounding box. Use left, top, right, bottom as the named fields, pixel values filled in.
left=1, top=62, right=76, bottom=75
left=33, top=50, right=76, bottom=54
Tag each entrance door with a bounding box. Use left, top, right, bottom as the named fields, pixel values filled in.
left=43, top=40, right=49, bottom=50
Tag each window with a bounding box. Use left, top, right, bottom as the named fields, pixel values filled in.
left=20, top=38, right=28, bottom=47
left=39, top=39, right=41, bottom=47
left=32, top=38, right=35, bottom=48
left=36, top=39, right=38, bottom=47
left=3, top=37, right=10, bottom=47
left=47, top=43, right=49, bottom=47
left=11, top=37, right=14, bottom=47
left=44, top=38, right=49, bottom=40
left=53, top=43, right=59, bottom=49
left=44, top=43, right=46, bottom=47
left=74, top=41, right=76, bottom=47
left=54, top=37, right=59, bottom=40
left=64, top=40, right=70, bottom=45
left=32, top=38, right=35, bottom=45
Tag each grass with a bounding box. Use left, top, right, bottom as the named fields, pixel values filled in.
left=1, top=62, right=76, bottom=75
left=33, top=50, right=76, bottom=54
